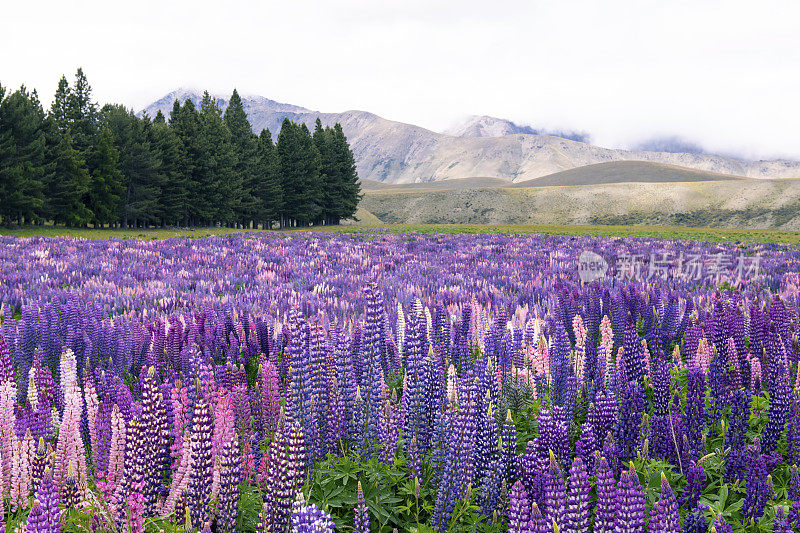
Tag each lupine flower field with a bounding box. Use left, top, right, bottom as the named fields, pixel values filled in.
left=1, top=231, right=800, bottom=533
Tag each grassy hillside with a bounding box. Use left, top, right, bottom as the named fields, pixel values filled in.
left=360, top=178, right=800, bottom=230
left=511, top=160, right=746, bottom=187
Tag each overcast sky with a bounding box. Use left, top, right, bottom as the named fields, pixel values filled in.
left=4, top=0, right=799, bottom=159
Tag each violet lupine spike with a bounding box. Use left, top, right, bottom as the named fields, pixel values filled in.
left=529, top=502, right=548, bottom=533
left=544, top=449, right=566, bottom=529
left=353, top=480, right=370, bottom=533
left=35, top=469, right=60, bottom=533
left=501, top=409, right=518, bottom=483
left=290, top=491, right=335, bottom=533
left=681, top=506, right=707, bottom=533
left=789, top=464, right=800, bottom=501
left=430, top=374, right=477, bottom=532
left=649, top=472, right=679, bottom=533
left=593, top=455, right=616, bottom=533
left=562, top=457, right=590, bottom=533
left=680, top=460, right=705, bottom=510
left=614, top=462, right=646, bottom=533
left=773, top=505, right=793, bottom=533
left=508, top=480, right=531, bottom=533
left=187, top=395, right=214, bottom=530
left=742, top=444, right=772, bottom=521
left=575, top=422, right=596, bottom=472
left=218, top=434, right=241, bottom=533
left=711, top=514, right=733, bottom=533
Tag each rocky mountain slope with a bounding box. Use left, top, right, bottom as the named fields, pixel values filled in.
left=141, top=89, right=800, bottom=184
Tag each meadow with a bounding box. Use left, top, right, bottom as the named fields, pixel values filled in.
left=0, top=229, right=799, bottom=532
left=3, top=223, right=800, bottom=244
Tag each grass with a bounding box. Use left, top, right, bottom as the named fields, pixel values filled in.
left=3, top=223, right=800, bottom=245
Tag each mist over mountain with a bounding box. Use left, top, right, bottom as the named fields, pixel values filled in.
left=443, top=115, right=591, bottom=143
left=633, top=136, right=707, bottom=155
left=141, top=89, right=800, bottom=184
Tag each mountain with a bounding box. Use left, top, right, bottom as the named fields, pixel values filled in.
left=140, top=89, right=800, bottom=184
left=444, top=115, right=590, bottom=143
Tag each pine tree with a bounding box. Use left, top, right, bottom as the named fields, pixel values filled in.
left=170, top=99, right=203, bottom=226
left=276, top=119, right=322, bottom=226
left=50, top=76, right=71, bottom=133
left=312, top=118, right=336, bottom=225
left=0, top=86, right=49, bottom=224
left=66, top=68, right=98, bottom=155
left=100, top=105, right=162, bottom=227
left=255, top=128, right=283, bottom=228
left=224, top=89, right=258, bottom=227
left=198, top=91, right=238, bottom=225
left=44, top=129, right=91, bottom=225
left=150, top=115, right=187, bottom=226
left=328, top=123, right=361, bottom=224
left=86, top=127, right=123, bottom=226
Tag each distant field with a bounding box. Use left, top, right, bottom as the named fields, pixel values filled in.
left=4, top=222, right=799, bottom=244
left=314, top=223, right=800, bottom=244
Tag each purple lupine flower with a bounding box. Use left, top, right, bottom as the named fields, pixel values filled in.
left=685, top=366, right=707, bottom=457
left=35, top=469, right=60, bottom=533
left=742, top=444, right=773, bottom=521
left=786, top=398, right=800, bottom=466
left=787, top=501, right=800, bottom=530
left=614, top=381, right=645, bottom=463
left=680, top=460, right=705, bottom=510
left=544, top=450, right=566, bottom=528
left=187, top=396, right=214, bottom=530
left=538, top=407, right=569, bottom=471
left=563, top=457, right=590, bottom=533
left=681, top=507, right=708, bottom=533
left=773, top=506, right=793, bottom=533
left=508, top=480, right=531, bottom=533
left=501, top=409, right=518, bottom=483
left=711, top=514, right=733, bottom=533
left=25, top=500, right=48, bottom=533
left=763, top=332, right=791, bottom=454
left=575, top=422, right=596, bottom=472
left=218, top=435, right=241, bottom=533
left=520, top=439, right=542, bottom=507
left=60, top=461, right=80, bottom=509
left=649, top=472, right=679, bottom=533
left=290, top=492, right=335, bottom=533
left=614, top=462, right=645, bottom=533
left=353, top=481, right=370, bottom=533
left=789, top=464, right=800, bottom=500
left=431, top=375, right=476, bottom=532
left=407, top=435, right=422, bottom=480
left=529, top=502, right=548, bottom=533
left=622, top=318, right=644, bottom=385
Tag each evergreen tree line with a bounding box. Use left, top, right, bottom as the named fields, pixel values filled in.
left=0, top=69, right=362, bottom=228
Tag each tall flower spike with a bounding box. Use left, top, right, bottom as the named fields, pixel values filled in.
left=711, top=514, right=733, bottom=533
left=593, top=456, right=616, bottom=533
left=649, top=472, right=679, bottom=533
left=544, top=450, right=566, bottom=528
left=563, top=457, right=590, bottom=533
left=614, top=462, right=645, bottom=533
left=508, top=480, right=530, bottom=533
left=353, top=480, right=370, bottom=533
left=217, top=434, right=241, bottom=533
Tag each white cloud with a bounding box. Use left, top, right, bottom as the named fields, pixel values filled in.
left=2, top=0, right=799, bottom=158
